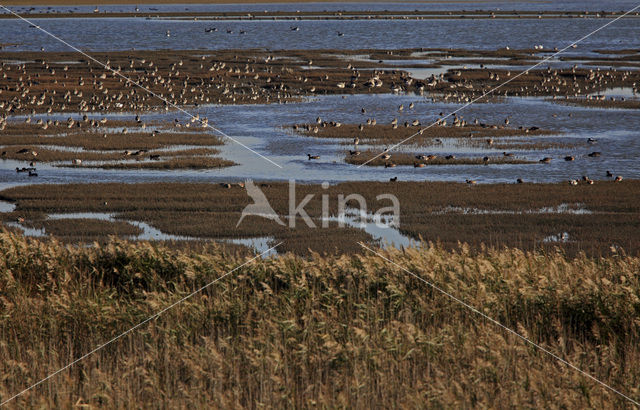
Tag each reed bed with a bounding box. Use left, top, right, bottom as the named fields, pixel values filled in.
left=0, top=232, right=638, bottom=408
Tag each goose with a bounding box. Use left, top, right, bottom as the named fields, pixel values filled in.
left=307, top=154, right=320, bottom=160
left=466, top=179, right=477, bottom=185
left=564, top=156, right=575, bottom=161
left=569, top=179, right=579, bottom=186
left=414, top=162, right=425, bottom=168
left=540, top=157, right=552, bottom=163
left=614, top=175, right=623, bottom=182
left=381, top=153, right=391, bottom=160
left=389, top=176, right=397, bottom=182
left=384, top=162, right=396, bottom=168
left=606, top=170, right=614, bottom=177
left=517, top=178, right=524, bottom=184
left=587, top=151, right=601, bottom=157
left=349, top=150, right=361, bottom=156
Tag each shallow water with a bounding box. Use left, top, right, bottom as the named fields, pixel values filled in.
left=324, top=208, right=417, bottom=249
left=1, top=9, right=639, bottom=54
left=1, top=92, right=639, bottom=185
left=9, top=211, right=277, bottom=255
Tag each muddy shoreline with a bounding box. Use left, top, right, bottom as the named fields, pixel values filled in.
left=1, top=179, right=637, bottom=256
left=2, top=9, right=640, bottom=20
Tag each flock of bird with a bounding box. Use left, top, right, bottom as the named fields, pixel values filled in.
left=0, top=48, right=635, bottom=186
left=303, top=107, right=625, bottom=184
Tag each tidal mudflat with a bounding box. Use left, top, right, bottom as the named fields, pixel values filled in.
left=1, top=2, right=640, bottom=407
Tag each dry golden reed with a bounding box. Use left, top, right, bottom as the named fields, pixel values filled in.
left=0, top=232, right=638, bottom=408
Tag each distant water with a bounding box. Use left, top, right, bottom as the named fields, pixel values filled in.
left=0, top=14, right=638, bottom=53
left=1, top=93, right=638, bottom=185
left=3, top=1, right=640, bottom=15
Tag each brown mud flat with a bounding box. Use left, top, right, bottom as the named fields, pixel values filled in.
left=0, top=49, right=412, bottom=114
left=39, top=218, right=143, bottom=238
left=0, top=119, right=235, bottom=168
left=2, top=146, right=224, bottom=164
left=435, top=67, right=640, bottom=101
left=2, top=8, right=639, bottom=19
left=344, top=151, right=534, bottom=167
left=75, top=156, right=235, bottom=170
left=550, top=97, right=640, bottom=109
left=1, top=180, right=638, bottom=257
left=2, top=48, right=638, bottom=115
left=293, top=122, right=555, bottom=146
